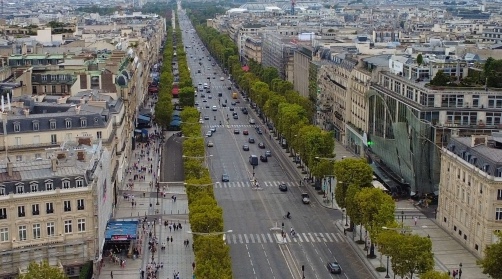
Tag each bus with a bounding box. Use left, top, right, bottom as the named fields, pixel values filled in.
left=232, top=92, right=238, bottom=99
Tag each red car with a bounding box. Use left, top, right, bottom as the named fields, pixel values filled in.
left=243, top=130, right=249, bottom=135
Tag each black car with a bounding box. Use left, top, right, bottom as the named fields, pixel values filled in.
left=248, top=138, right=255, bottom=143
left=221, top=174, right=230, bottom=182
left=227, top=86, right=232, bottom=90
left=260, top=155, right=268, bottom=162
left=278, top=183, right=287, bottom=191
left=327, top=262, right=342, bottom=274
left=258, top=142, right=265, bottom=149
left=242, top=145, right=250, bottom=151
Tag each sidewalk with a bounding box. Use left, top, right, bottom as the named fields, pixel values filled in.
left=272, top=135, right=488, bottom=278
left=98, top=95, right=195, bottom=279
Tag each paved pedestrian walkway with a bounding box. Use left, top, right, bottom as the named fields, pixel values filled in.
left=97, top=95, right=195, bottom=279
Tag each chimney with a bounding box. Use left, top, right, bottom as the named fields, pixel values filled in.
left=77, top=151, right=86, bottom=161
left=51, top=157, right=58, bottom=172
left=7, top=161, right=13, bottom=177
left=23, top=108, right=29, bottom=117
left=75, top=105, right=81, bottom=115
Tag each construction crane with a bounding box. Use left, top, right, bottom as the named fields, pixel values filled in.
left=291, top=0, right=295, bottom=15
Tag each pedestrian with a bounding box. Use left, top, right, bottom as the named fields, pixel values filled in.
left=169, top=224, right=172, bottom=232
left=414, top=216, right=418, bottom=226
left=192, top=261, right=195, bottom=270
left=186, top=239, right=189, bottom=247
left=170, top=236, right=173, bottom=243
left=174, top=195, right=177, bottom=202
left=110, top=271, right=113, bottom=279
left=178, top=222, right=182, bottom=229
left=141, top=269, right=144, bottom=279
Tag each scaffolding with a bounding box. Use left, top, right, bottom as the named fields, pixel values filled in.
left=261, top=33, right=297, bottom=80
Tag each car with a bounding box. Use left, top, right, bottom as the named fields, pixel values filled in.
left=199, top=119, right=204, bottom=124
left=229, top=107, right=234, bottom=111
left=218, top=92, right=223, bottom=97
left=243, top=130, right=249, bottom=135
left=204, top=116, right=209, bottom=120
left=248, top=138, right=255, bottom=143
left=202, top=99, right=207, bottom=102
left=326, top=262, right=342, bottom=274
left=207, top=141, right=214, bottom=147
left=206, top=131, right=212, bottom=137
left=249, top=118, right=255, bottom=124
left=257, top=129, right=263, bottom=135
left=265, top=150, right=272, bottom=157
left=212, top=76, right=216, bottom=79
left=233, top=129, right=240, bottom=134
left=221, top=174, right=230, bottom=182
left=210, top=127, right=216, bottom=133
left=231, top=102, right=236, bottom=106
left=227, top=86, right=232, bottom=90
left=242, top=109, right=248, bottom=115
left=206, top=90, right=211, bottom=94
left=301, top=193, right=311, bottom=204
left=195, top=102, right=199, bottom=106
left=258, top=142, right=265, bottom=149
left=278, top=183, right=287, bottom=191
left=205, top=105, right=210, bottom=109
left=222, top=103, right=227, bottom=107
left=220, top=77, right=225, bottom=81
left=212, top=106, right=217, bottom=111
left=233, top=115, right=238, bottom=119
left=201, top=94, right=206, bottom=98
left=260, top=155, right=268, bottom=162
left=242, top=144, right=249, bottom=151
left=208, top=95, right=212, bottom=99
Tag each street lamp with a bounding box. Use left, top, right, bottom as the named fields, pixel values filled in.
left=302, top=265, right=305, bottom=279
left=156, top=182, right=160, bottom=205
left=385, top=255, right=390, bottom=278
left=401, top=211, right=404, bottom=228
left=459, top=263, right=463, bottom=279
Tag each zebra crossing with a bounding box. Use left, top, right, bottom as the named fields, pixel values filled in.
left=203, top=124, right=264, bottom=128
left=225, top=232, right=346, bottom=245
left=215, top=181, right=300, bottom=188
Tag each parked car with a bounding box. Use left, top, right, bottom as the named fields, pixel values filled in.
left=301, top=193, right=311, bottom=204
left=260, top=155, right=268, bottom=162
left=207, top=141, right=214, bottom=147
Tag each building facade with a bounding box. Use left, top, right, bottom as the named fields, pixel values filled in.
left=438, top=135, right=502, bottom=257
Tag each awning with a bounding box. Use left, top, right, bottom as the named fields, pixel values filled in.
left=138, top=115, right=151, bottom=122
left=170, top=120, right=181, bottom=126
left=105, top=220, right=139, bottom=241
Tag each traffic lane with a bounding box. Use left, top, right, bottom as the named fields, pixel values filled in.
left=162, top=135, right=184, bottom=182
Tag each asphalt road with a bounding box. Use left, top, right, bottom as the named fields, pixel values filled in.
left=178, top=11, right=374, bottom=279
left=161, top=135, right=184, bottom=182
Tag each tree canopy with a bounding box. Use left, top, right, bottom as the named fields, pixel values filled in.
left=19, top=261, right=68, bottom=279
left=478, top=231, right=502, bottom=278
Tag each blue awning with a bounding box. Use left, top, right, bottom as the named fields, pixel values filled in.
left=138, top=115, right=151, bottom=122
left=105, top=220, right=139, bottom=241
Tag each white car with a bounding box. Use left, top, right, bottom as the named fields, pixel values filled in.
left=220, top=77, right=225, bottom=81
left=207, top=141, right=214, bottom=147
left=206, top=131, right=212, bottom=137
left=212, top=106, right=217, bottom=111
left=199, top=118, right=204, bottom=124
left=249, top=118, right=255, bottom=124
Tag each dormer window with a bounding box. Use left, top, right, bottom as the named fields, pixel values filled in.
left=30, top=182, right=38, bottom=192
left=13, top=122, right=20, bottom=132
left=65, top=118, right=72, bottom=129
left=49, top=120, right=56, bottom=130
left=41, top=75, right=47, bottom=81
left=80, top=118, right=87, bottom=128
left=32, top=121, right=39, bottom=131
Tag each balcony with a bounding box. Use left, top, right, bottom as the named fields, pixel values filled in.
left=11, top=235, right=65, bottom=249
left=0, top=142, right=61, bottom=151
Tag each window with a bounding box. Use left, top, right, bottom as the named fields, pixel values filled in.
left=45, top=182, right=53, bottom=191
left=32, top=224, right=41, bottom=239
left=15, top=137, right=21, bottom=146
left=488, top=96, right=502, bottom=108
left=97, top=131, right=102, bottom=139
left=76, top=179, right=83, bottom=188
left=0, top=228, right=8, bottom=242
left=18, top=206, right=25, bottom=217
left=50, top=134, right=57, bottom=144
left=18, top=225, right=27, bottom=241
left=61, top=85, right=66, bottom=93
left=64, top=220, right=72, bottom=234
left=486, top=112, right=502, bottom=126
left=498, top=189, right=502, bottom=200
left=35, top=153, right=41, bottom=160
left=46, top=222, right=55, bottom=237
left=0, top=208, right=6, bottom=219
left=46, top=202, right=54, bottom=214
left=41, top=75, right=47, bottom=81
left=49, top=120, right=56, bottom=130
left=80, top=118, right=87, bottom=127
left=13, top=122, right=20, bottom=132
left=32, top=121, right=39, bottom=131
left=0, top=187, right=4, bottom=196
left=32, top=204, right=39, bottom=216
left=62, top=180, right=70, bottom=189
left=496, top=208, right=502, bottom=220
left=51, top=85, right=56, bottom=93
left=16, top=155, right=22, bottom=162
left=64, top=201, right=71, bottom=212
left=30, top=182, right=38, bottom=192
left=77, top=218, right=86, bottom=232
left=16, top=185, right=24, bottom=194
left=77, top=199, right=85, bottom=210
left=65, top=119, right=72, bottom=129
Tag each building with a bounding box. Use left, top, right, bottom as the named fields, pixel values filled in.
left=261, top=33, right=297, bottom=82
left=0, top=138, right=112, bottom=278
left=438, top=134, right=502, bottom=256
left=293, top=45, right=313, bottom=98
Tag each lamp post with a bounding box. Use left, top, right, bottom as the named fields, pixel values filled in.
left=459, top=263, right=463, bottom=279
left=302, top=265, right=305, bottom=279
left=385, top=255, right=390, bottom=278
left=401, top=211, right=404, bottom=228
left=156, top=182, right=160, bottom=206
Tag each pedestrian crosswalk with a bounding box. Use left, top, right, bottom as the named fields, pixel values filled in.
left=204, top=124, right=264, bottom=129
left=215, top=181, right=300, bottom=188
left=225, top=232, right=346, bottom=245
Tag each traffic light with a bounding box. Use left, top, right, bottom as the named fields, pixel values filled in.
left=367, top=141, right=373, bottom=146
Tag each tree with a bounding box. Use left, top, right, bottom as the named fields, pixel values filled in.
left=421, top=270, right=451, bottom=279
left=354, top=187, right=395, bottom=257
left=416, top=54, right=423, bottom=66
left=179, top=86, right=195, bottom=107
left=478, top=231, right=502, bottom=278
left=334, top=158, right=373, bottom=208
left=430, top=70, right=450, bottom=86
left=345, top=184, right=363, bottom=235
left=390, top=234, right=434, bottom=278
left=19, top=260, right=68, bottom=279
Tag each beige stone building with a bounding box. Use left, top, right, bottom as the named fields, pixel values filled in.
left=438, top=135, right=502, bottom=256
left=0, top=139, right=112, bottom=278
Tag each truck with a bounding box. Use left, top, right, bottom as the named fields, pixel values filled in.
left=232, top=92, right=238, bottom=99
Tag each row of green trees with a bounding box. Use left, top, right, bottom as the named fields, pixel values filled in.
left=180, top=107, right=233, bottom=279
left=193, top=24, right=335, bottom=179
left=173, top=20, right=196, bottom=108
left=154, top=27, right=175, bottom=129
left=334, top=158, right=447, bottom=278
